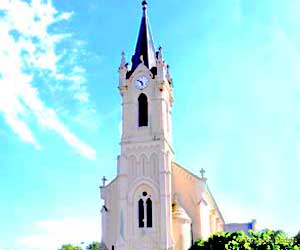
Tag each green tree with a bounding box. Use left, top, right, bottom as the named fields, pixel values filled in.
left=190, top=230, right=300, bottom=250
left=86, top=242, right=100, bottom=250
left=58, top=244, right=83, bottom=250
left=295, top=231, right=300, bottom=246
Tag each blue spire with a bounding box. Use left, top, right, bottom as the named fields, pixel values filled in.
left=131, top=0, right=156, bottom=72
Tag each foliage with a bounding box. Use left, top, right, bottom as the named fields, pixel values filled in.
left=58, top=244, right=83, bottom=250
left=190, top=230, right=300, bottom=250
left=295, top=231, right=300, bottom=246
left=58, top=242, right=101, bottom=250
left=86, top=242, right=100, bottom=250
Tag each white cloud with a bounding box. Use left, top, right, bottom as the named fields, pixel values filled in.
left=0, top=0, right=96, bottom=160
left=59, top=12, right=74, bottom=21
left=18, top=217, right=100, bottom=250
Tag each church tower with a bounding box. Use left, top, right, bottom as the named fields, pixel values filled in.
left=100, top=2, right=224, bottom=250
left=101, top=1, right=174, bottom=250
left=118, top=0, right=174, bottom=249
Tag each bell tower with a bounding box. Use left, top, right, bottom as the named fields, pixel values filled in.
left=119, top=1, right=173, bottom=147
left=102, top=2, right=175, bottom=250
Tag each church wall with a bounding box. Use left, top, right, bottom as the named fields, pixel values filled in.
left=127, top=179, right=160, bottom=250
left=123, top=145, right=161, bottom=184
left=204, top=191, right=224, bottom=233
left=113, top=138, right=174, bottom=250
left=101, top=178, right=120, bottom=250
left=199, top=200, right=211, bottom=239
left=172, top=216, right=192, bottom=250
left=172, top=163, right=223, bottom=242
left=172, top=164, right=204, bottom=241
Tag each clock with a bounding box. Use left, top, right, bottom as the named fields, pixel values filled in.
left=135, top=75, right=149, bottom=90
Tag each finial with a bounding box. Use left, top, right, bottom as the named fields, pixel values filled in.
left=142, top=0, right=148, bottom=11
left=101, top=176, right=108, bottom=187
left=120, top=51, right=126, bottom=68
left=157, top=46, right=163, bottom=60
left=200, top=168, right=206, bottom=179
left=166, top=64, right=172, bottom=85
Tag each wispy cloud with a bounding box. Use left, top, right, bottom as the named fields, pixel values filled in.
left=0, top=0, right=96, bottom=159
left=18, top=217, right=100, bottom=250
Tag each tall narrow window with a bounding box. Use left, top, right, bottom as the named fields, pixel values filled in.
left=138, top=93, right=148, bottom=127
left=146, top=198, right=152, bottom=227
left=138, top=199, right=144, bottom=227
left=138, top=192, right=153, bottom=229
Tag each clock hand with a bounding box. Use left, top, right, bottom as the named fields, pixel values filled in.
left=137, top=80, right=144, bottom=86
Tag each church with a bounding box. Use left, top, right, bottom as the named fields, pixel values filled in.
left=100, top=2, right=224, bottom=250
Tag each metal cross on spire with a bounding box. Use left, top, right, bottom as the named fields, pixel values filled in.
left=200, top=168, right=206, bottom=179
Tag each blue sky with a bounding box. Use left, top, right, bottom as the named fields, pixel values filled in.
left=0, top=0, right=300, bottom=249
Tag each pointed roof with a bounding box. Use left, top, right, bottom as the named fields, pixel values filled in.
left=131, top=1, right=156, bottom=72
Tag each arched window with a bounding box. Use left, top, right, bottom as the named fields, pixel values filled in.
left=138, top=192, right=153, bottom=228
left=146, top=198, right=152, bottom=227
left=138, top=93, right=148, bottom=127
left=138, top=199, right=144, bottom=228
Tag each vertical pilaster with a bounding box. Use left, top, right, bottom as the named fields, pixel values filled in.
left=159, top=149, right=174, bottom=250
left=116, top=155, right=128, bottom=250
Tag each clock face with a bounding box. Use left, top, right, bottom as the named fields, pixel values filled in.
left=135, top=75, right=149, bottom=90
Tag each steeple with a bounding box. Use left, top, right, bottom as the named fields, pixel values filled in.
left=130, top=0, right=156, bottom=73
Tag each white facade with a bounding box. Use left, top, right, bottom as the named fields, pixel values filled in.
left=100, top=2, right=224, bottom=250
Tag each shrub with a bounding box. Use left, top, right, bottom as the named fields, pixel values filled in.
left=190, top=230, right=300, bottom=250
